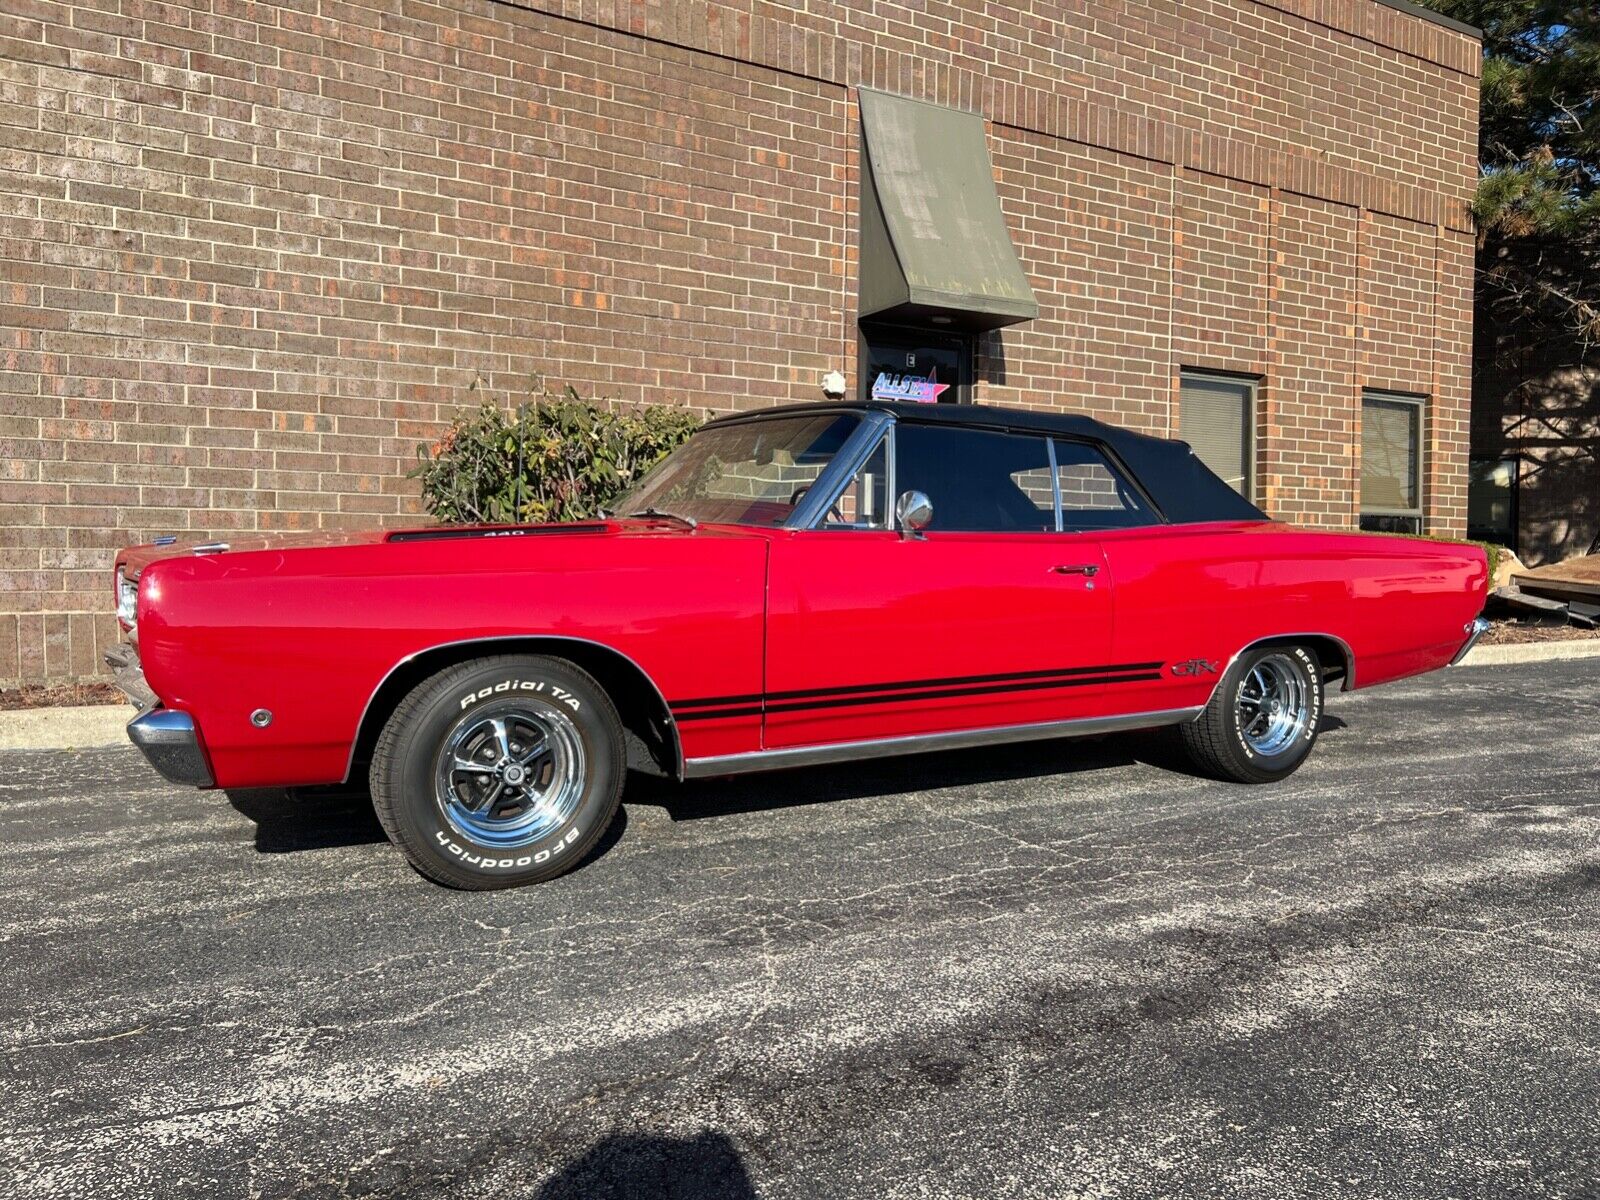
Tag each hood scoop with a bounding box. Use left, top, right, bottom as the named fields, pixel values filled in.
left=386, top=522, right=611, bottom=544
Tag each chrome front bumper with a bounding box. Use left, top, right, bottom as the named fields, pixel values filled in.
left=1450, top=616, right=1491, bottom=666
left=127, top=709, right=214, bottom=787
left=105, top=641, right=214, bottom=787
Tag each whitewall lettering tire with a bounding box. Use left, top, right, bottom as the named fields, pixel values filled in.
left=370, top=654, right=625, bottom=889
left=1179, top=644, right=1323, bottom=784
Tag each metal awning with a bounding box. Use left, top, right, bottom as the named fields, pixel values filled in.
left=858, top=89, right=1038, bottom=332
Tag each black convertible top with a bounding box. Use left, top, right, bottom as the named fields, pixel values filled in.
left=708, top=400, right=1268, bottom=525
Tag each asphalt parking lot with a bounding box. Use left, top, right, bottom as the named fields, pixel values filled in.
left=3, top=658, right=1599, bottom=1199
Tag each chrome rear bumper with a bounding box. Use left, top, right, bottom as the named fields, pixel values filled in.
left=1450, top=616, right=1491, bottom=666
left=127, top=709, right=214, bottom=787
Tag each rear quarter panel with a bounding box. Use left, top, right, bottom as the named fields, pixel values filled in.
left=1100, top=522, right=1487, bottom=713
left=134, top=532, right=768, bottom=788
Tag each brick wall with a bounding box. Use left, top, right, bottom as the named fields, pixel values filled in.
left=0, top=0, right=1479, bottom=685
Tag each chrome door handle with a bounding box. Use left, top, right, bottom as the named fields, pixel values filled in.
left=1052, top=564, right=1099, bottom=576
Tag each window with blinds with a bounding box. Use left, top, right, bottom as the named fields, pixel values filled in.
left=1360, top=392, right=1425, bottom=534
left=1179, top=371, right=1255, bottom=498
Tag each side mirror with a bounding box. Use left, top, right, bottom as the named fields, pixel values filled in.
left=896, top=490, right=933, bottom=536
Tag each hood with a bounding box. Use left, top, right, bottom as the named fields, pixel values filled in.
left=117, top=528, right=393, bottom=576
left=114, top=518, right=728, bottom=576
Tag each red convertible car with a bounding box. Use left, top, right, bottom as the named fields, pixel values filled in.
left=110, top=401, right=1489, bottom=889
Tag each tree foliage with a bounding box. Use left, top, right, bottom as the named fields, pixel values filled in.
left=413, top=378, right=702, bottom=525
left=1424, top=0, right=1600, bottom=341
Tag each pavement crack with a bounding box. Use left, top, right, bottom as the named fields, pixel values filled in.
left=3, top=1025, right=151, bottom=1052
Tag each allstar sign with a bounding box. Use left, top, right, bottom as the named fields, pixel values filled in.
left=869, top=368, right=950, bottom=404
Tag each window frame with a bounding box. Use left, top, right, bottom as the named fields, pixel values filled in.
left=886, top=420, right=1058, bottom=534
left=817, top=425, right=893, bottom=531
left=1048, top=436, right=1161, bottom=533
left=785, top=410, right=895, bottom=530
left=1359, top=390, right=1427, bottom=534
left=1178, top=368, right=1259, bottom=502
left=796, top=416, right=1160, bottom=535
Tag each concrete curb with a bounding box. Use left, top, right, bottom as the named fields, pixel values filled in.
left=1458, top=639, right=1600, bottom=667
left=0, top=705, right=131, bottom=751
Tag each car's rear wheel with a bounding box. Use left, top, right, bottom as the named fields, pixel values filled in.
left=370, top=654, right=625, bottom=889
left=1179, top=644, right=1323, bottom=783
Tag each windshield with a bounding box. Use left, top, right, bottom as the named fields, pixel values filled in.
left=616, top=413, right=861, bottom=527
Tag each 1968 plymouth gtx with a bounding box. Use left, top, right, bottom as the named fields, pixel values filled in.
left=110, top=401, right=1489, bottom=889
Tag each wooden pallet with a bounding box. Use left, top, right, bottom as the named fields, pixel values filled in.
left=1513, top=555, right=1600, bottom=605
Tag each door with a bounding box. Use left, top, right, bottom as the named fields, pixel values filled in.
left=763, top=422, right=1119, bottom=749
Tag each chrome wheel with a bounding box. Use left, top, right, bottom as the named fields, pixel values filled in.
left=433, top=700, right=586, bottom=848
left=1235, top=652, right=1312, bottom=757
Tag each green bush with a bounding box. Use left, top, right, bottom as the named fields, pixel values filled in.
left=412, top=380, right=702, bottom=525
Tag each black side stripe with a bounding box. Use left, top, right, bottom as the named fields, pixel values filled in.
left=671, top=692, right=765, bottom=711
left=670, top=662, right=1163, bottom=712
left=763, top=671, right=1161, bottom=715
left=671, top=664, right=1165, bottom=723
left=673, top=704, right=767, bottom=722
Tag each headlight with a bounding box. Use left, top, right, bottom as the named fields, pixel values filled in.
left=116, top=568, right=138, bottom=627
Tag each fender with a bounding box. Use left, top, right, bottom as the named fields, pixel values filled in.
left=343, top=635, right=684, bottom=783
left=1200, top=632, right=1357, bottom=711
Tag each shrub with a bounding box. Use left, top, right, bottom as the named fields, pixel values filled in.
left=412, top=380, right=702, bottom=525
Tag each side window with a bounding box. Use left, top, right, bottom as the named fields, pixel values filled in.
left=1052, top=440, right=1157, bottom=531
left=894, top=424, right=1054, bottom=533
left=820, top=436, right=889, bottom=529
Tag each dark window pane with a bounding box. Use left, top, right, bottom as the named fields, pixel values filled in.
left=894, top=424, right=1054, bottom=532
left=1179, top=373, right=1254, bottom=497
left=1053, top=440, right=1158, bottom=530
left=1466, top=458, right=1516, bottom=546
left=1359, top=513, right=1422, bottom=535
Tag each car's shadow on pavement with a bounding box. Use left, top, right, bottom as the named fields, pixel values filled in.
left=222, top=785, right=630, bottom=873
left=225, top=786, right=386, bottom=852
left=636, top=712, right=1350, bottom=822
left=630, top=736, right=1136, bottom=822
left=222, top=714, right=1349, bottom=852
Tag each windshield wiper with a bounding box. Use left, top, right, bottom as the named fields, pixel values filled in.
left=626, top=506, right=698, bottom=530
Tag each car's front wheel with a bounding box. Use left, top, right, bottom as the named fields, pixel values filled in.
left=1178, top=644, right=1323, bottom=783
left=370, top=654, right=625, bottom=889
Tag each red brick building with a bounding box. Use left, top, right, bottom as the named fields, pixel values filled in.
left=0, top=0, right=1480, bottom=686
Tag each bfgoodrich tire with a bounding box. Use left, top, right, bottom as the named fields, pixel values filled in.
left=1179, top=644, right=1323, bottom=784
left=370, top=655, right=625, bottom=889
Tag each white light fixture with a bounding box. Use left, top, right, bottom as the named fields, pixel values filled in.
left=821, top=370, right=847, bottom=399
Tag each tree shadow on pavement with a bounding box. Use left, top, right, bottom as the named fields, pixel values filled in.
left=534, top=1130, right=758, bottom=1200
